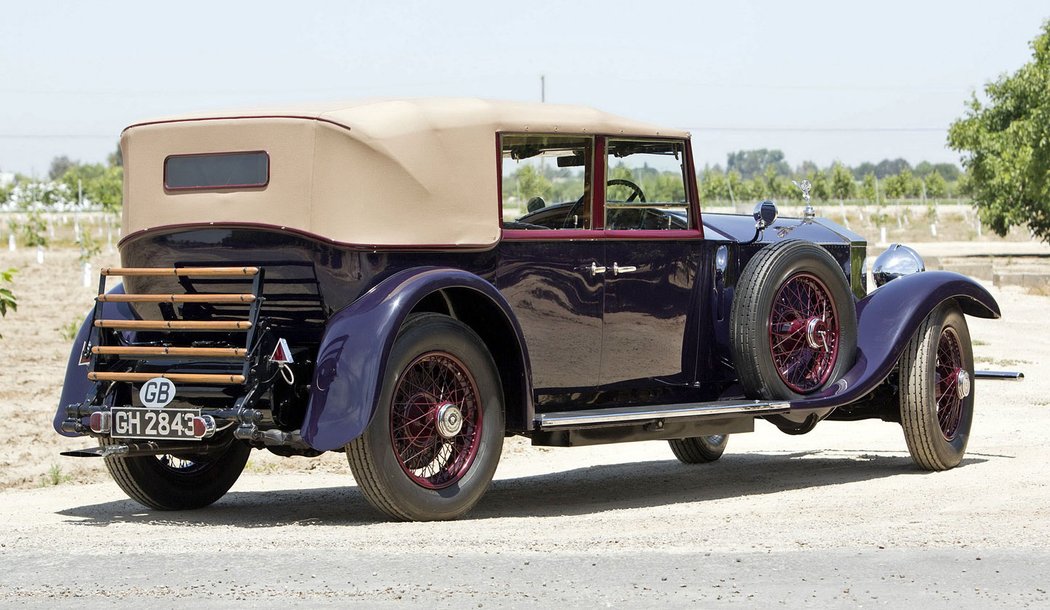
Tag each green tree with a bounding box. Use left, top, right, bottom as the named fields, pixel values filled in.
left=698, top=169, right=729, bottom=202
left=726, top=149, right=790, bottom=180
left=883, top=170, right=913, bottom=201
left=808, top=169, right=831, bottom=202
left=860, top=173, right=878, bottom=205
left=108, top=143, right=123, bottom=168
left=726, top=170, right=744, bottom=204
left=948, top=20, right=1050, bottom=240
left=48, top=156, right=76, bottom=181
left=830, top=162, right=856, bottom=202
left=0, top=268, right=15, bottom=340
left=761, top=165, right=788, bottom=199
left=925, top=172, right=947, bottom=200
left=20, top=211, right=48, bottom=248
left=513, top=165, right=553, bottom=202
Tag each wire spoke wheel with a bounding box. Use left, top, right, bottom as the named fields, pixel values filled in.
left=934, top=327, right=965, bottom=441
left=346, top=313, right=505, bottom=521
left=730, top=240, right=857, bottom=412
left=768, top=272, right=841, bottom=394
left=899, top=303, right=974, bottom=471
left=390, top=352, right=483, bottom=489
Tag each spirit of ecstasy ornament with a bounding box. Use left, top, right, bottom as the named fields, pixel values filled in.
left=792, top=179, right=815, bottom=220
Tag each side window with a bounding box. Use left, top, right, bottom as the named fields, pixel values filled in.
left=501, top=134, right=593, bottom=230
left=605, top=139, right=690, bottom=230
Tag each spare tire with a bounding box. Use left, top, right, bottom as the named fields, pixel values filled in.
left=730, top=240, right=857, bottom=399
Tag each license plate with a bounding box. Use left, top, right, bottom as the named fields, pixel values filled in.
left=111, top=407, right=201, bottom=441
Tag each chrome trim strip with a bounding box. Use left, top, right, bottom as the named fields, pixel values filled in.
left=974, top=370, right=1025, bottom=381
left=535, top=400, right=790, bottom=428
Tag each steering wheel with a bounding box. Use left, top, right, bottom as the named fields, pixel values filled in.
left=561, top=178, right=648, bottom=228
left=606, top=178, right=646, bottom=203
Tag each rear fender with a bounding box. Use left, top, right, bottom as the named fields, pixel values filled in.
left=53, top=283, right=133, bottom=436
left=790, top=271, right=999, bottom=412
left=302, top=267, right=531, bottom=451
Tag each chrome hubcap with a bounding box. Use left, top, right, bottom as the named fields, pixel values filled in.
left=956, top=369, right=971, bottom=400
left=435, top=402, right=464, bottom=438
left=805, top=317, right=829, bottom=351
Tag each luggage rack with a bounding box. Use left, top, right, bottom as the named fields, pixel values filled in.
left=87, top=266, right=265, bottom=387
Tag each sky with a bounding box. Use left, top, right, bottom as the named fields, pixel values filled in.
left=1, top=0, right=1047, bottom=176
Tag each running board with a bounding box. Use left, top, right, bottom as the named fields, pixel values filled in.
left=535, top=399, right=790, bottom=429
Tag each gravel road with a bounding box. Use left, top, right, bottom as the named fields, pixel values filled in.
left=1, top=249, right=1049, bottom=607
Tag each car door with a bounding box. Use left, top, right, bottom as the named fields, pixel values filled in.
left=599, top=138, right=702, bottom=388
left=497, top=134, right=604, bottom=394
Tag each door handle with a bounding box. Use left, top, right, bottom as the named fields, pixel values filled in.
left=613, top=263, right=637, bottom=275
left=589, top=262, right=607, bottom=276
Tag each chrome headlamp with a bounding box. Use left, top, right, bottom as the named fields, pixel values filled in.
left=872, top=244, right=925, bottom=287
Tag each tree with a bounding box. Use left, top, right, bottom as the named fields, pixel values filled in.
left=830, top=162, right=856, bottom=202
left=808, top=169, right=831, bottom=202
left=860, top=173, right=878, bottom=205
left=108, top=143, right=123, bottom=168
left=762, top=165, right=788, bottom=199
left=883, top=170, right=913, bottom=201
left=48, top=156, right=76, bottom=181
left=0, top=268, right=15, bottom=340
left=726, top=149, right=790, bottom=181
left=925, top=172, right=948, bottom=200
left=948, top=20, right=1050, bottom=240
left=698, top=169, right=729, bottom=202
left=874, top=158, right=912, bottom=179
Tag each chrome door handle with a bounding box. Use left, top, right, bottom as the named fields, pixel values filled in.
left=589, top=262, right=607, bottom=276
left=613, top=263, right=637, bottom=275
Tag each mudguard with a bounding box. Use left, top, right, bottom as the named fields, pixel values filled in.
left=53, top=283, right=134, bottom=436
left=790, top=271, right=999, bottom=412
left=302, top=267, right=531, bottom=451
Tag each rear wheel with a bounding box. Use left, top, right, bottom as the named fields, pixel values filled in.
left=346, top=313, right=505, bottom=521
left=899, top=303, right=974, bottom=470
left=102, top=436, right=250, bottom=510
left=669, top=434, right=728, bottom=464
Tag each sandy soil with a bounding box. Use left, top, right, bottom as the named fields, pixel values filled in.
left=1, top=241, right=1049, bottom=605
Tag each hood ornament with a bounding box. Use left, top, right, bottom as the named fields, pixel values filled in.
left=792, top=179, right=815, bottom=221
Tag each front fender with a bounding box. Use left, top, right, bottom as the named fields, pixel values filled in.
left=790, top=271, right=999, bottom=412
left=53, top=283, right=133, bottom=436
left=302, top=267, right=530, bottom=452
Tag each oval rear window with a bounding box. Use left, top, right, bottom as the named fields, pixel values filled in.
left=164, top=151, right=269, bottom=191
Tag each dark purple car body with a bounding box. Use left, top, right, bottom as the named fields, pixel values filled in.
left=54, top=100, right=1001, bottom=520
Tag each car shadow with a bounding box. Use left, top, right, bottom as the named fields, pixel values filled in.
left=58, top=450, right=988, bottom=527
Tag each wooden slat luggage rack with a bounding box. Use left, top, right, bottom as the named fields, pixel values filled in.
left=87, top=266, right=264, bottom=386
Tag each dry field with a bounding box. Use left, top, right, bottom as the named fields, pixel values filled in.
left=1, top=230, right=1049, bottom=605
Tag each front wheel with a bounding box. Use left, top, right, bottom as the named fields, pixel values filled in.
left=102, top=436, right=251, bottom=510
left=346, top=313, right=505, bottom=521
left=669, top=435, right=728, bottom=464
left=899, top=303, right=975, bottom=470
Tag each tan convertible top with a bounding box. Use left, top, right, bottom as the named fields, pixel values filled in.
left=121, top=98, right=690, bottom=247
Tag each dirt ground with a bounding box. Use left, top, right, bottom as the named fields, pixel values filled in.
left=1, top=240, right=1049, bottom=605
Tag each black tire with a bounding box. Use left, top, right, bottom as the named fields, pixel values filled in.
left=730, top=240, right=857, bottom=399
left=899, top=303, right=974, bottom=471
left=669, top=434, right=728, bottom=464
left=102, top=436, right=251, bottom=510
left=346, top=313, right=505, bottom=521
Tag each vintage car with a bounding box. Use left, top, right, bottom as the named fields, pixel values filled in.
left=56, top=98, right=1012, bottom=521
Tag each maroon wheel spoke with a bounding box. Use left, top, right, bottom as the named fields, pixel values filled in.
left=934, top=327, right=966, bottom=440
left=767, top=273, right=840, bottom=394
left=389, top=352, right=483, bottom=489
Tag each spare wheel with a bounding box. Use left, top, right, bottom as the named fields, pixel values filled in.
left=730, top=240, right=857, bottom=400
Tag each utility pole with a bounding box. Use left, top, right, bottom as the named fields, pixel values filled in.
left=540, top=75, right=546, bottom=103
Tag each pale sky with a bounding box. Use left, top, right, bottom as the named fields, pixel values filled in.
left=1, top=0, right=1047, bottom=176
